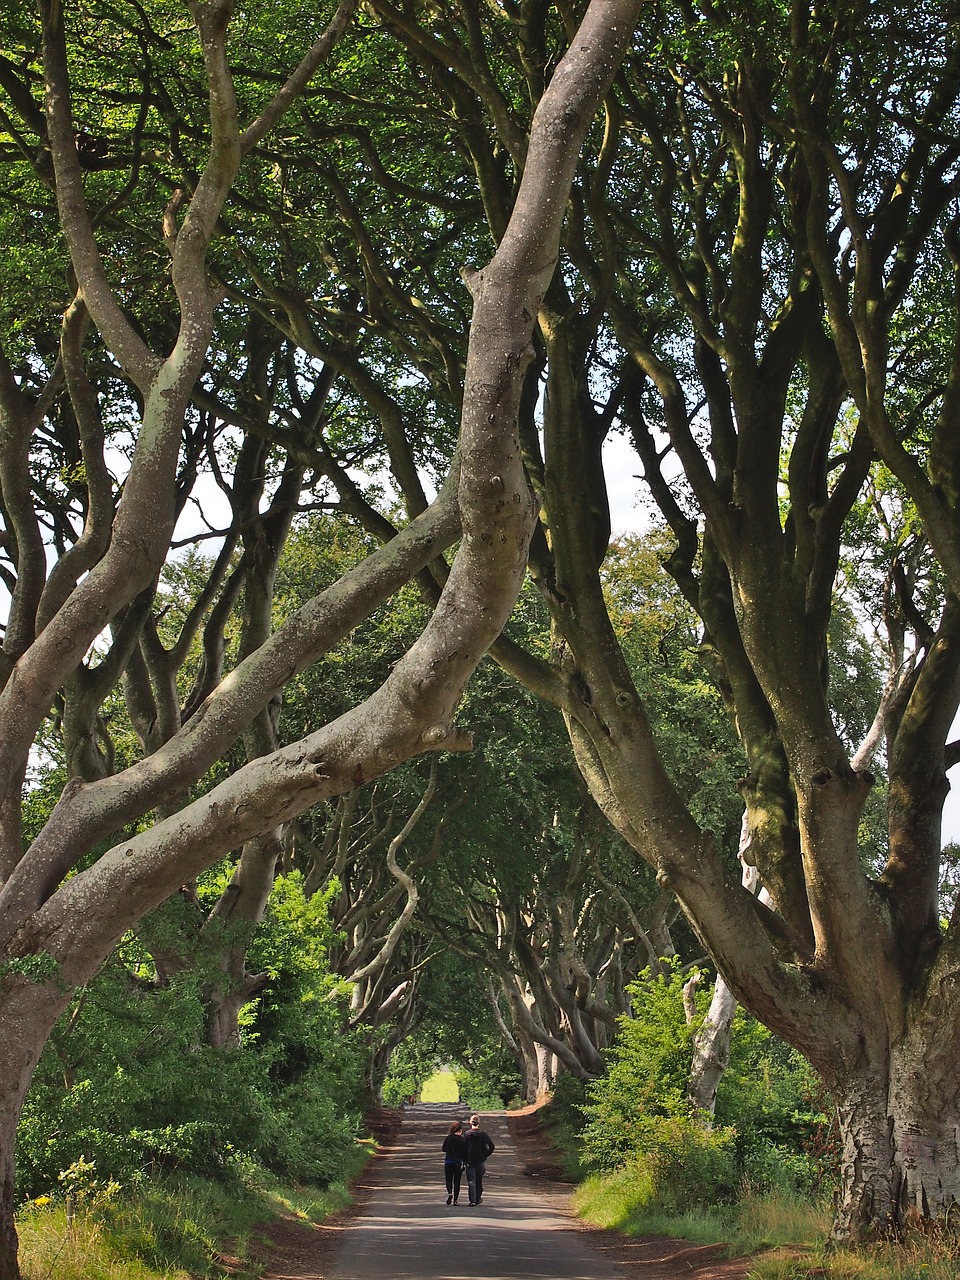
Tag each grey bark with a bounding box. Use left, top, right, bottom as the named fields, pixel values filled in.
left=0, top=4, right=641, bottom=1273
left=686, top=816, right=766, bottom=1119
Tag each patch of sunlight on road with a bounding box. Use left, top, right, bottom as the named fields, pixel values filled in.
left=420, top=1068, right=459, bottom=1102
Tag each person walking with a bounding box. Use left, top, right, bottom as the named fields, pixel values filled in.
left=441, top=1120, right=467, bottom=1205
left=463, top=1112, right=495, bottom=1205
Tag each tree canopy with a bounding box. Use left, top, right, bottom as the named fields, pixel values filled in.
left=3, top=0, right=960, bottom=1272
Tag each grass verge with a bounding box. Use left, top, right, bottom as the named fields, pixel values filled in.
left=574, top=1170, right=960, bottom=1280
left=18, top=1135, right=378, bottom=1280
left=744, top=1228, right=960, bottom=1280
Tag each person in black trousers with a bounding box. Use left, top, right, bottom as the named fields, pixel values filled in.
left=441, top=1120, right=467, bottom=1204
left=463, top=1113, right=495, bottom=1205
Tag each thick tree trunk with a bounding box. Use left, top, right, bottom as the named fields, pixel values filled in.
left=829, top=1070, right=957, bottom=1239
left=827, top=1013, right=960, bottom=1242
left=831, top=1073, right=900, bottom=1241
left=891, top=1102, right=960, bottom=1223
left=888, top=1024, right=960, bottom=1224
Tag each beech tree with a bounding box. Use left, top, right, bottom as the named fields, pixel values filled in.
left=517, top=0, right=960, bottom=1242
left=252, top=0, right=960, bottom=1241
left=0, top=1, right=640, bottom=1274
left=6, top=0, right=960, bottom=1261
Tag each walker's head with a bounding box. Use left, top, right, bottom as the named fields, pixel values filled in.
left=469, top=1113, right=480, bottom=1127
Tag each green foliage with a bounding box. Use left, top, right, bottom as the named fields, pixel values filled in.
left=21, top=749, right=68, bottom=847
left=58, top=1155, right=122, bottom=1211
left=548, top=1071, right=591, bottom=1134
left=580, top=966, right=695, bottom=1171
left=434, top=970, right=524, bottom=1107
left=543, top=1074, right=593, bottom=1180
left=609, top=1117, right=740, bottom=1213
left=18, top=1163, right=360, bottom=1280
left=0, top=951, right=61, bottom=984
left=19, top=977, right=262, bottom=1194
left=380, top=1074, right=420, bottom=1109
left=580, top=964, right=827, bottom=1198
left=715, top=1012, right=831, bottom=1195
left=456, top=1059, right=519, bottom=1111
left=18, top=874, right=364, bottom=1202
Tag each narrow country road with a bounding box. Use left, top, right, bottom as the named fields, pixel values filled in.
left=326, top=1102, right=618, bottom=1280
left=258, top=1102, right=751, bottom=1280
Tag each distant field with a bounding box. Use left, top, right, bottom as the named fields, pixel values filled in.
left=420, top=1069, right=460, bottom=1102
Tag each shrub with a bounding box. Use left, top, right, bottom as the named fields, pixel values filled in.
left=637, top=1116, right=739, bottom=1210
left=575, top=1117, right=738, bottom=1219
left=18, top=872, right=365, bottom=1203
left=257, top=1077, right=360, bottom=1184
left=579, top=961, right=830, bottom=1200
left=580, top=965, right=693, bottom=1172
left=737, top=1138, right=820, bottom=1196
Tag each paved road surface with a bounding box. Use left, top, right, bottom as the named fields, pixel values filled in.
left=326, top=1103, right=620, bottom=1280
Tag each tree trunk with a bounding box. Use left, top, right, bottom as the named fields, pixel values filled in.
left=687, top=976, right=737, bottom=1118
left=831, top=1071, right=899, bottom=1241
left=814, top=950, right=960, bottom=1243
left=891, top=1102, right=960, bottom=1225
left=509, top=1027, right=537, bottom=1106
left=888, top=1023, right=960, bottom=1225
left=535, top=1042, right=556, bottom=1100
left=0, top=978, right=74, bottom=1280
left=203, top=830, right=282, bottom=1048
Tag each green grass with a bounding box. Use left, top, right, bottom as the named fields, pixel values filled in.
left=574, top=1168, right=960, bottom=1280
left=420, top=1069, right=460, bottom=1103
left=733, top=1191, right=832, bottom=1254
left=574, top=1165, right=736, bottom=1241
left=18, top=1204, right=196, bottom=1280
left=18, top=1136, right=379, bottom=1280
left=744, top=1231, right=960, bottom=1280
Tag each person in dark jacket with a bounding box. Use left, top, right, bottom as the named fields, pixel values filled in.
left=441, top=1120, right=467, bottom=1204
left=463, top=1112, right=495, bottom=1205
